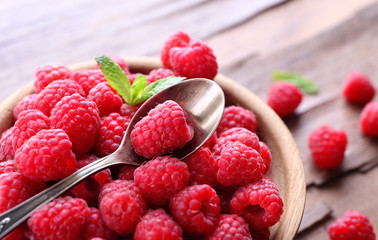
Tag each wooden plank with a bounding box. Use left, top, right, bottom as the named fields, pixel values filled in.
left=298, top=202, right=332, bottom=233
left=220, top=3, right=378, bottom=187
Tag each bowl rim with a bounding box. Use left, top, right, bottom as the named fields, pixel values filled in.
left=0, top=56, right=305, bottom=239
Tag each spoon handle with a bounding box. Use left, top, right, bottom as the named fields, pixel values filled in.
left=0, top=155, right=113, bottom=238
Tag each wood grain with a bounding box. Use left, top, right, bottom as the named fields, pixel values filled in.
left=0, top=57, right=305, bottom=240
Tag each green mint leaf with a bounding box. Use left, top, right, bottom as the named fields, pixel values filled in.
left=131, top=76, right=186, bottom=105
left=273, top=71, right=318, bottom=94
left=129, top=75, right=148, bottom=105
left=95, top=55, right=132, bottom=103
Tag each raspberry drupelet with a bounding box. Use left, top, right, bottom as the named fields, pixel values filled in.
left=134, top=156, right=190, bottom=205
left=131, top=100, right=194, bottom=159
left=134, top=209, right=183, bottom=240
left=230, top=177, right=283, bottom=231
left=328, top=210, right=375, bottom=240
left=216, top=105, right=257, bottom=136
left=169, top=184, right=221, bottom=235
left=34, top=64, right=73, bottom=93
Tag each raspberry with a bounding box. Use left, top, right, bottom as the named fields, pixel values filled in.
left=72, top=69, right=107, bottom=94
left=184, top=147, right=217, bottom=187
left=94, top=113, right=130, bottom=157
left=94, top=55, right=130, bottom=75
left=360, top=102, right=378, bottom=137
left=204, top=214, right=251, bottom=240
left=117, top=165, right=137, bottom=180
left=170, top=184, right=220, bottom=235
left=161, top=31, right=191, bottom=69
left=230, top=177, right=283, bottom=230
left=215, top=142, right=266, bottom=187
left=36, top=79, right=86, bottom=116
left=147, top=68, right=175, bottom=85
left=99, top=180, right=147, bottom=235
left=131, top=100, right=194, bottom=159
left=50, top=93, right=100, bottom=154
left=169, top=40, right=218, bottom=80
left=212, top=127, right=261, bottom=158
left=14, top=129, right=76, bottom=182
left=267, top=81, right=303, bottom=118
left=342, top=72, right=375, bottom=104
left=0, top=172, right=45, bottom=240
left=83, top=207, right=118, bottom=240
left=11, top=109, right=50, bottom=151
left=134, top=209, right=183, bottom=240
left=0, top=160, right=17, bottom=174
left=0, top=128, right=15, bottom=161
left=119, top=103, right=139, bottom=119
left=134, top=156, right=189, bottom=205
left=309, top=125, right=348, bottom=169
left=328, top=210, right=375, bottom=240
left=216, top=106, right=257, bottom=136
left=28, top=196, right=90, bottom=240
left=259, top=141, right=272, bottom=174
left=71, top=155, right=112, bottom=206
left=202, top=132, right=217, bottom=150
left=34, top=65, right=73, bottom=93
left=13, top=94, right=38, bottom=120
left=87, top=82, right=123, bottom=116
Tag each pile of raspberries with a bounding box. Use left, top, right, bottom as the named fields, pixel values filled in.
left=0, top=31, right=283, bottom=240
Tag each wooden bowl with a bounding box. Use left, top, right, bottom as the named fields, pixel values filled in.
left=0, top=57, right=305, bottom=239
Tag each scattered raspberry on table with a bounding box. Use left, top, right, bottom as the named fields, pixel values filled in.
left=342, top=71, right=376, bottom=104
left=360, top=101, right=378, bottom=137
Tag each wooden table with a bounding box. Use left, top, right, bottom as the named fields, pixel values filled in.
left=1, top=0, right=378, bottom=239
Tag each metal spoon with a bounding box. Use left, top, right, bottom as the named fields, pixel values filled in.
left=0, top=78, right=225, bottom=238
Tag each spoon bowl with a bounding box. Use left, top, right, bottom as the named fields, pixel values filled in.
left=0, top=78, right=225, bottom=238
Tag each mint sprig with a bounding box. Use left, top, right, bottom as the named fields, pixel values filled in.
left=273, top=71, right=318, bottom=94
left=95, top=55, right=185, bottom=105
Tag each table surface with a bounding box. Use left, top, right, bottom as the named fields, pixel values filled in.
left=2, top=0, right=378, bottom=239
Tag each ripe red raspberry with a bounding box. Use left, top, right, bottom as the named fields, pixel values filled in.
left=83, top=207, right=118, bottom=240
left=0, top=160, right=17, bottom=174
left=230, top=177, right=283, bottom=230
left=99, top=180, right=147, bottom=235
left=169, top=40, right=218, bottom=80
left=259, top=141, right=272, bottom=174
left=117, top=165, right=137, bottom=180
left=50, top=93, right=100, bottom=154
left=342, top=72, right=375, bottom=104
left=212, top=127, right=261, bottom=158
left=134, top=209, right=183, bottom=240
left=328, top=210, right=375, bottom=240
left=72, top=69, right=107, bottom=94
left=161, top=31, right=191, bottom=69
left=94, top=113, right=130, bottom=157
left=360, top=102, right=378, bottom=137
left=36, top=79, right=86, bottom=116
left=28, top=196, right=90, bottom=240
left=267, top=81, right=303, bottom=118
left=11, top=109, right=50, bottom=151
left=0, top=172, right=45, bottom=240
left=215, top=142, right=266, bottom=187
left=202, top=132, right=217, bottom=150
left=94, top=55, right=130, bottom=75
left=309, top=125, right=348, bottom=169
left=34, top=65, right=73, bottom=93
left=147, top=68, right=175, bottom=85
left=216, top=106, right=257, bottom=136
left=0, top=128, right=15, bottom=161
left=71, top=155, right=112, bottom=206
left=118, top=103, right=138, bottom=119
left=87, top=82, right=123, bottom=116
left=204, top=214, right=251, bottom=240
left=170, top=184, right=220, bottom=235
left=134, top=156, right=189, bottom=205
left=13, top=93, right=38, bottom=120
left=14, top=129, right=76, bottom=182
left=184, top=147, right=217, bottom=187
left=131, top=100, right=194, bottom=159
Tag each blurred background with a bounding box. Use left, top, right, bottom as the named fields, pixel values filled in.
left=2, top=0, right=378, bottom=239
